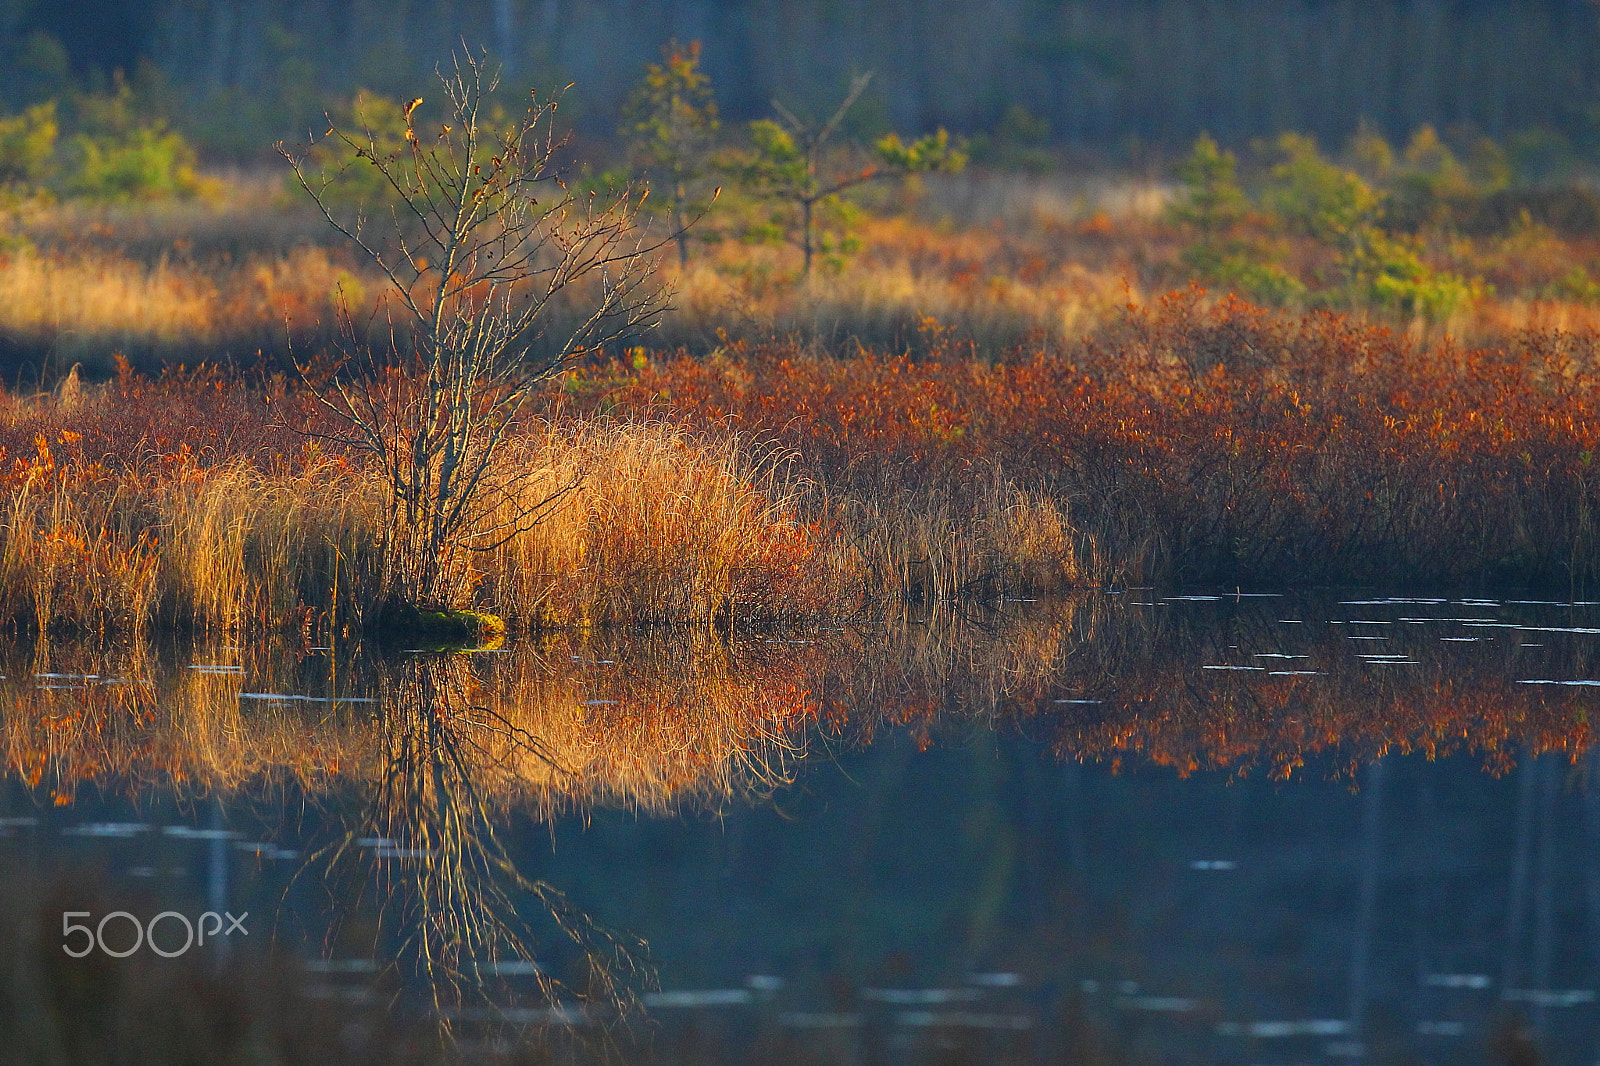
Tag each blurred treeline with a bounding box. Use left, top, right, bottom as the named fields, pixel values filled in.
left=1, top=0, right=1597, bottom=164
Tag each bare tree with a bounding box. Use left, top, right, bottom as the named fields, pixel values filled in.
left=279, top=54, right=669, bottom=620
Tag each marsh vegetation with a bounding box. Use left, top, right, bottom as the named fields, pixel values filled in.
left=0, top=47, right=1598, bottom=634
left=6, top=10, right=1600, bottom=1065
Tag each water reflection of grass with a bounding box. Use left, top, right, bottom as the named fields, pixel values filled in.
left=0, top=630, right=826, bottom=811
left=311, top=654, right=654, bottom=1031
left=799, top=598, right=1600, bottom=778
left=1, top=633, right=835, bottom=1052
left=6, top=597, right=1592, bottom=806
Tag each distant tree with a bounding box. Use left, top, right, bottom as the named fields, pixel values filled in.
left=62, top=74, right=204, bottom=201
left=969, top=103, right=1053, bottom=172
left=1261, top=132, right=1379, bottom=245
left=740, top=72, right=965, bottom=278
left=1169, top=134, right=1306, bottom=307
left=620, top=39, right=721, bottom=268
left=1345, top=122, right=1395, bottom=184
left=1169, top=133, right=1248, bottom=234
left=0, top=101, right=57, bottom=187
left=1255, top=132, right=1479, bottom=320
left=304, top=89, right=415, bottom=208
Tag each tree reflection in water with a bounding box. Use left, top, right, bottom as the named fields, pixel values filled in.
left=310, top=652, right=645, bottom=1031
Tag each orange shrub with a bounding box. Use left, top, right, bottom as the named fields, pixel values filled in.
left=561, top=289, right=1600, bottom=590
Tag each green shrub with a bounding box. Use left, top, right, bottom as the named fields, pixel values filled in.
left=968, top=103, right=1053, bottom=172
left=1181, top=242, right=1306, bottom=306
left=1339, top=229, right=1482, bottom=321
left=1507, top=127, right=1580, bottom=186
left=737, top=74, right=963, bottom=277
left=1261, top=132, right=1380, bottom=244
left=64, top=124, right=201, bottom=201
left=1380, top=126, right=1479, bottom=232
left=1465, top=185, right=1600, bottom=238
left=57, top=78, right=203, bottom=201
left=1345, top=122, right=1395, bottom=183
left=1543, top=265, right=1600, bottom=304
left=0, top=102, right=57, bottom=187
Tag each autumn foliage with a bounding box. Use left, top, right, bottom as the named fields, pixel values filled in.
left=562, top=289, right=1600, bottom=591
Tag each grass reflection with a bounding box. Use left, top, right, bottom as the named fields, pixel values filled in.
left=2, top=597, right=1596, bottom=805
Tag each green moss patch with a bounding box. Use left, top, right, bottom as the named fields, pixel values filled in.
left=376, top=606, right=507, bottom=649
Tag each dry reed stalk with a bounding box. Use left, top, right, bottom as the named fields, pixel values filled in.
left=0, top=412, right=870, bottom=636
left=810, top=464, right=1089, bottom=612
left=0, top=477, right=162, bottom=637
left=0, top=446, right=388, bottom=636
left=479, top=420, right=839, bottom=626
left=153, top=458, right=385, bottom=632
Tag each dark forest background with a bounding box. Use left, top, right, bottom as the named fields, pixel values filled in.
left=3, top=0, right=1598, bottom=161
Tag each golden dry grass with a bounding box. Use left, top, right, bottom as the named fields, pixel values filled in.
left=479, top=422, right=841, bottom=627
left=5, top=166, right=1600, bottom=374
left=0, top=445, right=381, bottom=637
left=657, top=215, right=1136, bottom=355
left=0, top=366, right=1093, bottom=637
left=0, top=241, right=360, bottom=374
left=0, top=248, right=220, bottom=361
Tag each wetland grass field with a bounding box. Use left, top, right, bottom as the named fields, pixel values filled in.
left=7, top=165, right=1600, bottom=1066
left=3, top=95, right=1600, bottom=639
left=2, top=174, right=1600, bottom=640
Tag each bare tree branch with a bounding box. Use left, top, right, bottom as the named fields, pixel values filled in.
left=279, top=53, right=672, bottom=616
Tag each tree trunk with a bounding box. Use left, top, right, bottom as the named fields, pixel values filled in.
left=801, top=197, right=813, bottom=278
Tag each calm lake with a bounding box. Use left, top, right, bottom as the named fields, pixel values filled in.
left=4, top=590, right=1600, bottom=1064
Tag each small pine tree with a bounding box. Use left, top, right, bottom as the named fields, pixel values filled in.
left=621, top=40, right=721, bottom=268
left=740, top=73, right=964, bottom=278
left=1261, top=132, right=1379, bottom=245
left=0, top=102, right=57, bottom=187
left=1169, top=134, right=1248, bottom=234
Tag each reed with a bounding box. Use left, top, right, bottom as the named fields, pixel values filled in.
left=0, top=385, right=877, bottom=635
left=477, top=421, right=841, bottom=627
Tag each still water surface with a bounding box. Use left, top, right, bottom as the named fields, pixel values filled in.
left=4, top=591, right=1600, bottom=1064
